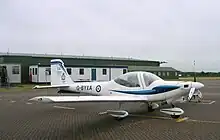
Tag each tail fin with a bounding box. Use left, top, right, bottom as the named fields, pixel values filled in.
left=50, top=59, right=73, bottom=85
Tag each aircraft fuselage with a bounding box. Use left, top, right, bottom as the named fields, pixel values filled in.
left=59, top=79, right=191, bottom=103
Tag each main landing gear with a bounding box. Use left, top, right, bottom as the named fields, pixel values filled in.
left=147, top=103, right=159, bottom=112
left=98, top=102, right=129, bottom=121
left=148, top=102, right=184, bottom=119
left=99, top=102, right=184, bottom=120
left=160, top=103, right=184, bottom=119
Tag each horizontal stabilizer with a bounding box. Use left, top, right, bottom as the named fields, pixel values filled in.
left=33, top=85, right=69, bottom=89
left=29, top=96, right=147, bottom=103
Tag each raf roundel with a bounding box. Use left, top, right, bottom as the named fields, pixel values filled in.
left=96, top=85, right=101, bottom=92
left=61, top=73, right=65, bottom=80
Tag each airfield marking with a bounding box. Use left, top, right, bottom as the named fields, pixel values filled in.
left=129, top=114, right=220, bottom=124
left=146, top=116, right=190, bottom=123
left=182, top=100, right=216, bottom=105
left=129, top=114, right=173, bottom=120
left=53, top=105, right=75, bottom=110
left=99, top=111, right=107, bottom=115
left=203, top=93, right=220, bottom=96
left=186, top=119, right=220, bottom=124
left=130, top=114, right=190, bottom=123
left=195, top=100, right=216, bottom=105
left=208, top=101, right=216, bottom=104
left=26, top=102, right=32, bottom=105
left=10, top=100, right=16, bottom=103
left=176, top=117, right=189, bottom=123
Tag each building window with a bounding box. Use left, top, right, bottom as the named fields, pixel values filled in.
left=158, top=72, right=161, bottom=76
left=163, top=72, right=166, bottom=76
left=67, top=68, right=72, bottom=75
left=45, top=68, right=51, bottom=75
left=167, top=72, right=170, bottom=76
left=12, top=66, right=19, bottom=74
left=35, top=68, right=37, bottom=75
left=79, top=68, right=84, bottom=75
left=102, top=69, right=107, bottom=75
left=123, top=69, right=127, bottom=74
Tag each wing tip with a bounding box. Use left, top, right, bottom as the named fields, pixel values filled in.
left=29, top=96, right=53, bottom=103
left=32, top=85, right=39, bottom=89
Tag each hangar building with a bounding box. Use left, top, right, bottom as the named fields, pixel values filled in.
left=0, top=52, right=180, bottom=84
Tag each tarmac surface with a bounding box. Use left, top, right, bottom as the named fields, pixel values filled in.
left=0, top=80, right=220, bottom=140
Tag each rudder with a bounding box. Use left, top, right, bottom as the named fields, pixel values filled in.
left=50, top=59, right=73, bottom=85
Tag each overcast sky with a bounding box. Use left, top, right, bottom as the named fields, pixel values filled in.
left=1, top=0, right=220, bottom=72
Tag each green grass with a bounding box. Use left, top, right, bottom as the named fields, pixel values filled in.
left=179, top=77, right=220, bottom=81
left=0, top=84, right=37, bottom=92
left=163, top=77, right=220, bottom=81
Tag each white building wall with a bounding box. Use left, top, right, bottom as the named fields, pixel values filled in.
left=38, top=67, right=51, bottom=83
left=71, top=68, right=91, bottom=81
left=110, top=68, right=125, bottom=80
left=29, top=65, right=128, bottom=83
left=0, top=64, right=21, bottom=83
left=96, top=68, right=109, bottom=81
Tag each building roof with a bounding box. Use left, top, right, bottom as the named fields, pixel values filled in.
left=144, top=66, right=180, bottom=72
left=0, top=52, right=160, bottom=63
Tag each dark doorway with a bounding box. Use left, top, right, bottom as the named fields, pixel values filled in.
left=91, top=69, right=96, bottom=81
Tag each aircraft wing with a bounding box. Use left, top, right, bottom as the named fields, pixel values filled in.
left=33, top=84, right=69, bottom=89
left=29, top=96, right=148, bottom=103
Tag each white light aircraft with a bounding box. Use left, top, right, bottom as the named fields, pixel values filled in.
left=30, top=59, right=204, bottom=119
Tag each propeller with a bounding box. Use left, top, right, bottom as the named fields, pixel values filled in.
left=197, top=90, right=203, bottom=99
left=188, top=82, right=204, bottom=101
left=187, top=60, right=203, bottom=101
left=188, top=87, right=195, bottom=101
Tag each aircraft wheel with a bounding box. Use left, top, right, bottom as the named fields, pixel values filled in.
left=171, top=115, right=180, bottom=119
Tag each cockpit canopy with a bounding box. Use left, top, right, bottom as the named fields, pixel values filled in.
left=114, top=71, right=162, bottom=87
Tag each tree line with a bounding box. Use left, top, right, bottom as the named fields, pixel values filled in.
left=181, top=71, right=220, bottom=77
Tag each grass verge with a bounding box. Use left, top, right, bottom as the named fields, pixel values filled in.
left=0, top=84, right=38, bottom=92
left=179, top=77, right=220, bottom=81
